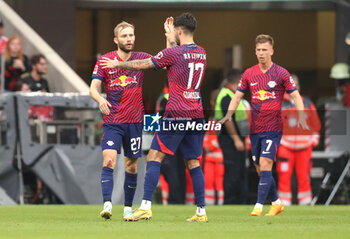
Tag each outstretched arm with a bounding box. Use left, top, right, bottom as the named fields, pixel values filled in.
left=100, top=57, right=155, bottom=71
left=218, top=91, right=245, bottom=124
left=289, top=90, right=309, bottom=130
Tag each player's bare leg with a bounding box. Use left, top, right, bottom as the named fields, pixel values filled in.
left=132, top=149, right=166, bottom=221
left=123, top=156, right=139, bottom=221
left=185, top=158, right=208, bottom=222
left=100, top=149, right=117, bottom=220
left=251, top=157, right=284, bottom=216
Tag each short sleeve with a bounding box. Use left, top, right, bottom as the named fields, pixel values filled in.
left=139, top=52, right=152, bottom=60
left=221, top=95, right=232, bottom=117
left=151, top=47, right=177, bottom=70
left=44, top=80, right=50, bottom=92
left=282, top=69, right=297, bottom=94
left=91, top=57, right=105, bottom=81
left=237, top=70, right=249, bottom=93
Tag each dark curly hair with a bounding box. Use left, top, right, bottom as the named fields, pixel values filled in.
left=174, top=12, right=197, bottom=34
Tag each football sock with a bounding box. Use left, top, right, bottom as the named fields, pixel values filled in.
left=196, top=207, right=206, bottom=216
left=124, top=172, right=137, bottom=207
left=268, top=176, right=279, bottom=202
left=142, top=161, right=161, bottom=202
left=257, top=171, right=273, bottom=205
left=101, top=166, right=114, bottom=202
left=124, top=206, right=132, bottom=213
left=103, top=201, right=112, bottom=211
left=140, top=200, right=152, bottom=210
left=189, top=166, right=205, bottom=208
left=272, top=199, right=282, bottom=205
left=254, top=203, right=263, bottom=210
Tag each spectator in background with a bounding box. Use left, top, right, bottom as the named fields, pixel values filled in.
left=215, top=69, right=249, bottom=204
left=21, top=54, right=50, bottom=92
left=13, top=80, right=31, bottom=92
left=14, top=80, right=53, bottom=121
left=4, top=36, right=30, bottom=91
left=0, top=19, right=8, bottom=55
left=277, top=74, right=321, bottom=205
left=330, top=63, right=350, bottom=107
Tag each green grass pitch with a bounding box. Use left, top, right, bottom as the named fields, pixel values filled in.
left=0, top=205, right=349, bottom=239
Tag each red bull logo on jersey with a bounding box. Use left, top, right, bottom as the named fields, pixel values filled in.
left=252, top=90, right=276, bottom=101
left=110, top=75, right=137, bottom=87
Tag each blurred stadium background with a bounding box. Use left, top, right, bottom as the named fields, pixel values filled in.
left=0, top=0, right=350, bottom=210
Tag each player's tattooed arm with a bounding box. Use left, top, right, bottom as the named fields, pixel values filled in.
left=117, top=58, right=155, bottom=71
left=170, top=41, right=178, bottom=47
left=100, top=57, right=155, bottom=71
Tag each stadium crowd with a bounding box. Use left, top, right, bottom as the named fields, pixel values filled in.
left=0, top=19, right=50, bottom=93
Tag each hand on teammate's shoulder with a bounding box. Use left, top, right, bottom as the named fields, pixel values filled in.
left=100, top=57, right=119, bottom=69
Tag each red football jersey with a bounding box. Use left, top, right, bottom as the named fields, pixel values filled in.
left=92, top=51, right=151, bottom=123
left=237, top=64, right=296, bottom=134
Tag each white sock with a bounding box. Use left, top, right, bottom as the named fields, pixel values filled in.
left=104, top=201, right=112, bottom=206
left=124, top=206, right=132, bottom=213
left=196, top=206, right=206, bottom=216
left=103, top=201, right=112, bottom=211
left=272, top=199, right=281, bottom=205
left=254, top=203, right=263, bottom=210
left=140, top=200, right=152, bottom=210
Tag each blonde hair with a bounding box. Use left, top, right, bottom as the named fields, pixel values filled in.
left=255, top=34, right=274, bottom=47
left=5, top=35, right=23, bottom=61
left=114, top=21, right=134, bottom=37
